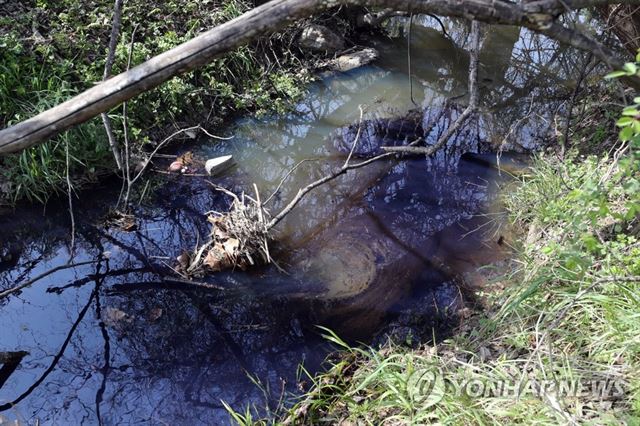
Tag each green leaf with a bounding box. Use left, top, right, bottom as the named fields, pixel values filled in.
left=605, top=70, right=628, bottom=79
left=620, top=125, right=634, bottom=141
left=616, top=116, right=634, bottom=127
left=625, top=202, right=640, bottom=220
left=581, top=234, right=600, bottom=253
left=622, top=107, right=640, bottom=116
left=624, top=62, right=638, bottom=75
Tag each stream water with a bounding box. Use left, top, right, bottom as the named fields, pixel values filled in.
left=0, top=18, right=582, bottom=425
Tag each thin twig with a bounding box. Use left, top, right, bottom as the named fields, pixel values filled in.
left=65, top=139, right=76, bottom=259
left=161, top=277, right=227, bottom=291
left=268, top=135, right=423, bottom=229
left=408, top=12, right=418, bottom=106
left=253, top=183, right=272, bottom=263
left=122, top=23, right=139, bottom=208
left=0, top=259, right=101, bottom=300
left=198, top=127, right=234, bottom=140
left=263, top=158, right=320, bottom=205
left=101, top=0, right=124, bottom=170
left=141, top=138, right=235, bottom=179
left=426, top=13, right=451, bottom=39
left=496, top=94, right=536, bottom=174
left=209, top=182, right=241, bottom=202
left=343, top=105, right=365, bottom=167
left=130, top=125, right=221, bottom=189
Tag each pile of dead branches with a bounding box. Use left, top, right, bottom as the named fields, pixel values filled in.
left=179, top=185, right=272, bottom=276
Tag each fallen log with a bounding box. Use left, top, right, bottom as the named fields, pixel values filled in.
left=0, top=0, right=638, bottom=155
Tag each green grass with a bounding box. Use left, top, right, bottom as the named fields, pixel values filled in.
left=0, top=51, right=112, bottom=203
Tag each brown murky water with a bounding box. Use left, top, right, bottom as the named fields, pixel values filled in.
left=0, top=18, right=582, bottom=424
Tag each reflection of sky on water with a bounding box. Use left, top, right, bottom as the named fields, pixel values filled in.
left=0, top=18, right=584, bottom=424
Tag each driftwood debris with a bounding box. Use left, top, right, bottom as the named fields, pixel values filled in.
left=0, top=0, right=638, bottom=155
left=180, top=184, right=272, bottom=276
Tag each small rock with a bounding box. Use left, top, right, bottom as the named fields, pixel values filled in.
left=298, top=24, right=345, bottom=53
left=332, top=48, right=379, bottom=72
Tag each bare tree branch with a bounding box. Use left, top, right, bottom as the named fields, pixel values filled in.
left=267, top=106, right=424, bottom=229
left=101, top=0, right=125, bottom=170
left=524, top=0, right=640, bottom=15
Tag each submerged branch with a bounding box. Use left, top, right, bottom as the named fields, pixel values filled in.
left=381, top=20, right=481, bottom=156
left=266, top=152, right=395, bottom=229
left=268, top=110, right=427, bottom=229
